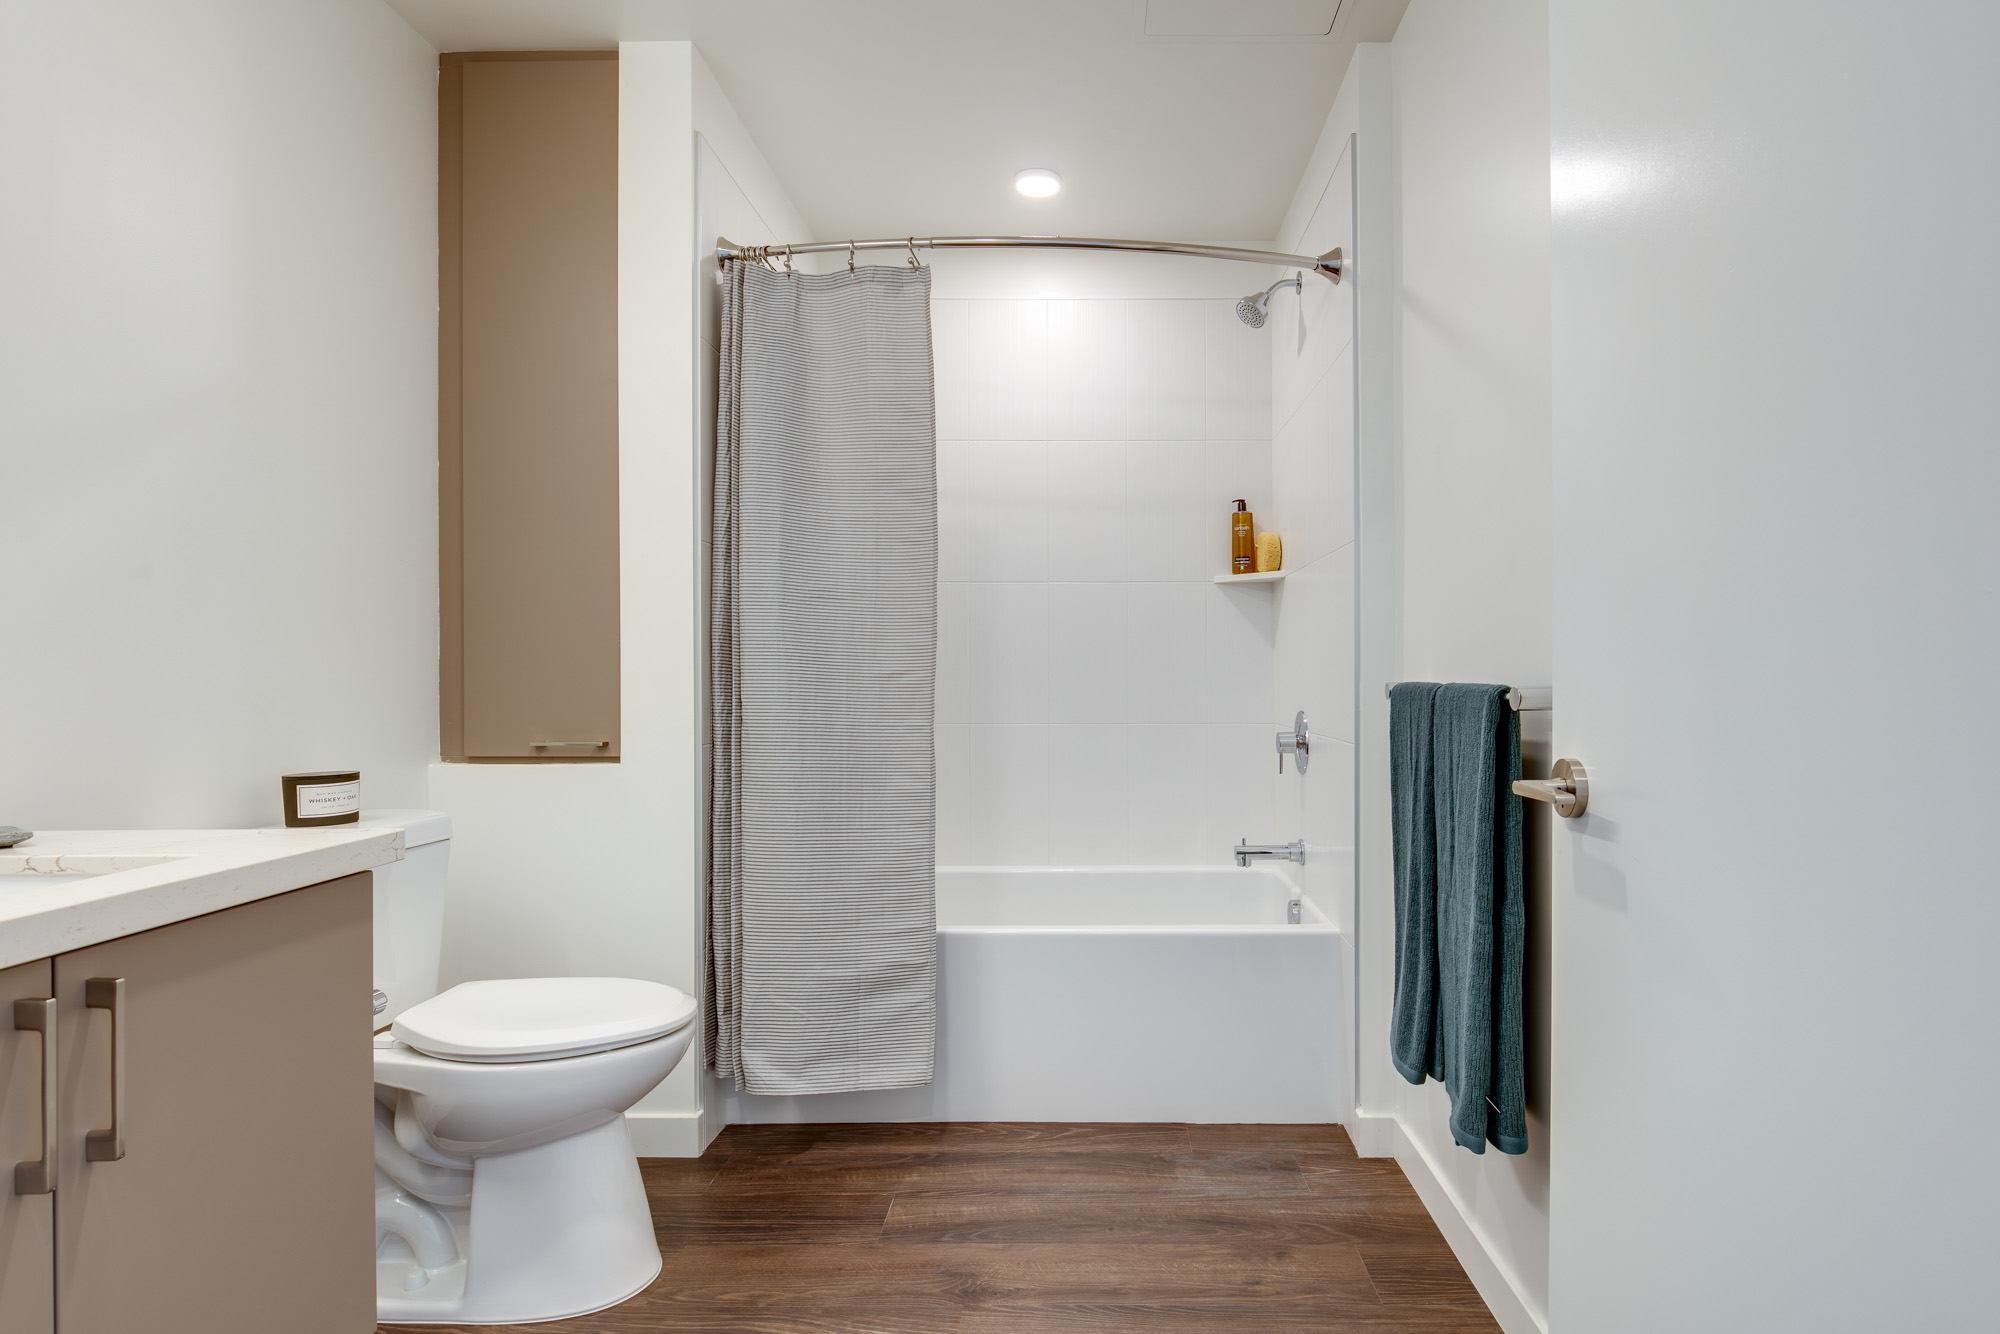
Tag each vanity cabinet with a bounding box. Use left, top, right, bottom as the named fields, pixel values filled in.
left=1, top=959, right=56, bottom=1333
left=1, top=874, right=373, bottom=1334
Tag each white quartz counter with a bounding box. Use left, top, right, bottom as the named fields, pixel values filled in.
left=0, top=825, right=402, bottom=969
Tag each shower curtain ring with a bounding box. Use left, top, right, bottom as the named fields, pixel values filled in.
left=784, top=244, right=793, bottom=275
left=847, top=240, right=856, bottom=273
left=907, top=237, right=920, bottom=270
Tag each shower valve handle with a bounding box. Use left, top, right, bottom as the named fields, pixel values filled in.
left=1275, top=711, right=1309, bottom=774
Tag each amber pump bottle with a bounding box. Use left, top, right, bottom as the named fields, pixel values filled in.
left=1230, top=499, right=1256, bottom=574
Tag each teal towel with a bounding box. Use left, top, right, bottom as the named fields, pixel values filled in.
left=1389, top=682, right=1443, bottom=1085
left=1390, top=682, right=1528, bottom=1157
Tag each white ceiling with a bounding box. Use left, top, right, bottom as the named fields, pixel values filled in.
left=382, top=0, right=1409, bottom=244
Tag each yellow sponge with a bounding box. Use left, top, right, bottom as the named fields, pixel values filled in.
left=1255, top=531, right=1283, bottom=572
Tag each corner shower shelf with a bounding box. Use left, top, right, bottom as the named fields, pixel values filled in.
left=1212, top=570, right=1288, bottom=585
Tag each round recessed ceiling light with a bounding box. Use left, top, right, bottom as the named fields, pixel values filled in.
left=1014, top=168, right=1061, bottom=198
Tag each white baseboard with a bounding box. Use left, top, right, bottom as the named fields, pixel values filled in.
left=1392, top=1119, right=1548, bottom=1334
left=624, top=1109, right=710, bottom=1157
left=1348, top=1110, right=1395, bottom=1157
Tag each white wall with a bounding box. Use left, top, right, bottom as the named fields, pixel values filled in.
left=432, top=41, right=814, bottom=1157
left=0, top=0, right=438, bottom=830
left=428, top=40, right=700, bottom=1151
left=1270, top=53, right=1364, bottom=940
left=1547, top=3, right=2000, bottom=1329
left=1263, top=43, right=1371, bottom=1147
left=1371, top=4, right=1555, bottom=1332
left=935, top=294, right=1277, bottom=867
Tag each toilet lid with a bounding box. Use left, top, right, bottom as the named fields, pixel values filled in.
left=391, top=978, right=697, bottom=1064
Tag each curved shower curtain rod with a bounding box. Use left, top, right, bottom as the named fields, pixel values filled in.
left=716, top=234, right=1343, bottom=283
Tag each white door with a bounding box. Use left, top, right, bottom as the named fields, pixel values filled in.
left=1547, top=4, right=2000, bottom=1331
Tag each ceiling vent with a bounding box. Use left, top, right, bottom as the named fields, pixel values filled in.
left=1143, top=0, right=1344, bottom=37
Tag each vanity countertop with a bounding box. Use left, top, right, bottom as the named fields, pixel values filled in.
left=0, top=825, right=402, bottom=969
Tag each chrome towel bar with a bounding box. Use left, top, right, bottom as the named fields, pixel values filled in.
left=1383, top=684, right=1551, bottom=712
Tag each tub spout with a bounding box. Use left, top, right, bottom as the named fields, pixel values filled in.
left=1234, top=838, right=1306, bottom=867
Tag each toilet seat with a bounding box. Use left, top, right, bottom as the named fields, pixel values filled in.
left=392, top=977, right=696, bottom=1064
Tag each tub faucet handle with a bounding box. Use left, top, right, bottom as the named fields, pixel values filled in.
left=1275, top=711, right=1309, bottom=774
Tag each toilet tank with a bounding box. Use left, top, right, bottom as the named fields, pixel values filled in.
left=356, top=809, right=451, bottom=1030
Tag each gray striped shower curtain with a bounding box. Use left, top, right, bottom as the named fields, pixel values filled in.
left=706, top=260, right=938, bottom=1095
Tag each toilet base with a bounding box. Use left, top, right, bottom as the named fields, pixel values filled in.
left=376, top=1116, right=661, bottom=1325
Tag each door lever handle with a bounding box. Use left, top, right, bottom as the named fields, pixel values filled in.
left=1512, top=758, right=1589, bottom=818
left=13, top=997, right=55, bottom=1194
left=85, top=977, right=126, bottom=1162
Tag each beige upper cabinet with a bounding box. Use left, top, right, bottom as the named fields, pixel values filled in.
left=440, top=54, right=620, bottom=761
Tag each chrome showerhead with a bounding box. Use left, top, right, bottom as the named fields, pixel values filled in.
left=1234, top=275, right=1304, bottom=328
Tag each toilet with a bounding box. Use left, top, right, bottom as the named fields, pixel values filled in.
left=360, top=810, right=695, bottom=1325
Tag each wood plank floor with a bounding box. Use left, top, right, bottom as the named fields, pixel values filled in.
left=378, top=1122, right=1500, bottom=1334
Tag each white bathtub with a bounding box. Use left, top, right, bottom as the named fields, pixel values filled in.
left=724, top=866, right=1345, bottom=1125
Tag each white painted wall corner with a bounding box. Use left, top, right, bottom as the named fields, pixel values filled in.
left=1347, top=1109, right=1394, bottom=1157
left=625, top=1109, right=712, bottom=1159
left=1392, top=1117, right=1547, bottom=1334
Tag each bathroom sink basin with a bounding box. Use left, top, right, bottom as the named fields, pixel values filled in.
left=0, top=853, right=191, bottom=882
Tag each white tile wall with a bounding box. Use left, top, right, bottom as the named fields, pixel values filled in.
left=1206, top=725, right=1283, bottom=864
left=1048, top=441, right=1126, bottom=576
left=967, top=582, right=1048, bottom=723
left=1205, top=302, right=1273, bottom=442
left=1047, top=724, right=1131, bottom=864
left=969, top=300, right=1047, bottom=440
left=967, top=724, right=1049, bottom=863
left=1127, top=301, right=1207, bottom=440
left=1048, top=582, right=1128, bottom=723
left=1126, top=723, right=1206, bottom=863
left=935, top=580, right=969, bottom=725
left=1267, top=137, right=1358, bottom=926
left=1048, top=302, right=1129, bottom=440
left=1124, top=441, right=1206, bottom=581
left=1271, top=350, right=1355, bottom=570
left=966, top=441, right=1049, bottom=581
left=937, top=297, right=1282, bottom=865
left=934, top=299, right=970, bottom=442
left=1204, top=585, right=1275, bottom=724
left=1271, top=546, right=1356, bottom=748
left=1298, top=152, right=1355, bottom=395
left=936, top=722, right=971, bottom=861
left=936, top=439, right=970, bottom=581
left=1125, top=581, right=1204, bottom=723
left=1273, top=153, right=1355, bottom=435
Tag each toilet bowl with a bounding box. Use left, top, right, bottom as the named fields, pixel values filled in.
left=358, top=811, right=695, bottom=1325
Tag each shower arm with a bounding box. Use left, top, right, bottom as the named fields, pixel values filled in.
left=716, top=235, right=1342, bottom=283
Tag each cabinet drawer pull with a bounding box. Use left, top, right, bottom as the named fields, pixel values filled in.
left=12, top=997, right=55, bottom=1195
left=85, top=977, right=126, bottom=1162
